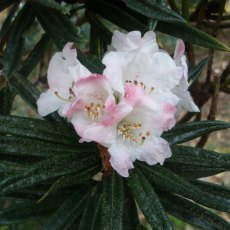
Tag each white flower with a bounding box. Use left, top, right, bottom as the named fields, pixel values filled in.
left=172, top=39, right=200, bottom=112
left=37, top=42, right=91, bottom=117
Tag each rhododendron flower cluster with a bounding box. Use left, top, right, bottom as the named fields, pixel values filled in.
left=37, top=31, right=199, bottom=177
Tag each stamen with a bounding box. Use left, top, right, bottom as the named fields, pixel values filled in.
left=146, top=131, right=151, bottom=136
left=148, top=87, right=154, bottom=95
left=55, top=91, right=71, bottom=102
left=141, top=136, right=146, bottom=145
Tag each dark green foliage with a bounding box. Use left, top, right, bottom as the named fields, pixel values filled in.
left=0, top=0, right=230, bottom=229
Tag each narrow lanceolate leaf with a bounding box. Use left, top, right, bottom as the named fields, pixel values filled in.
left=138, top=163, right=230, bottom=213
left=2, top=4, right=35, bottom=77
left=0, top=152, right=99, bottom=195
left=29, top=0, right=70, bottom=14
left=43, top=187, right=91, bottom=230
left=191, top=180, right=230, bottom=199
left=188, top=57, right=209, bottom=82
left=166, top=145, right=230, bottom=169
left=19, top=33, right=50, bottom=77
left=0, top=196, right=64, bottom=225
left=128, top=168, right=172, bottom=230
left=160, top=192, right=230, bottom=230
left=32, top=3, right=103, bottom=73
left=161, top=165, right=225, bottom=179
left=88, top=0, right=148, bottom=34
left=123, top=187, right=142, bottom=230
left=32, top=3, right=85, bottom=49
left=8, top=72, right=40, bottom=111
left=123, top=0, right=185, bottom=23
left=162, top=120, right=230, bottom=144
left=0, top=136, right=85, bottom=160
left=0, top=115, right=78, bottom=145
left=79, top=185, right=103, bottom=230
left=0, top=85, right=15, bottom=115
left=37, top=164, right=101, bottom=202
left=100, top=171, right=125, bottom=230
left=157, top=21, right=230, bottom=51
left=0, top=2, right=18, bottom=42
left=86, top=9, right=112, bottom=44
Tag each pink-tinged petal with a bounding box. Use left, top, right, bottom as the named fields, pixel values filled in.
left=108, top=142, right=134, bottom=177
left=37, top=89, right=66, bottom=117
left=82, top=123, right=117, bottom=147
left=102, top=101, right=133, bottom=126
left=59, top=99, right=84, bottom=118
left=135, top=137, right=172, bottom=165
left=122, top=83, right=157, bottom=110
left=75, top=74, right=113, bottom=103
left=174, top=39, right=185, bottom=61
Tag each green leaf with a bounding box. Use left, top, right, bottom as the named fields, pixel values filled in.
left=190, top=180, right=230, bottom=205
left=100, top=171, right=125, bottom=230
left=2, top=4, right=35, bottom=77
left=29, top=0, right=70, bottom=14
left=0, top=152, right=100, bottom=195
left=123, top=0, right=185, bottom=23
left=86, top=9, right=113, bottom=44
left=138, top=163, right=230, bottom=213
left=19, top=33, right=51, bottom=77
left=79, top=185, right=103, bottom=230
left=188, top=57, right=209, bottom=83
left=43, top=187, right=90, bottom=230
left=0, top=115, right=78, bottom=145
left=37, top=164, right=101, bottom=202
left=32, top=3, right=103, bottom=73
left=32, top=3, right=85, bottom=49
left=0, top=196, right=64, bottom=225
left=165, top=164, right=226, bottom=179
left=0, top=0, right=17, bottom=12
left=162, top=120, right=230, bottom=144
left=128, top=168, right=172, bottom=230
left=0, top=84, right=15, bottom=115
left=123, top=186, right=142, bottom=229
left=156, top=21, right=230, bottom=51
left=160, top=192, right=230, bottom=230
left=87, top=0, right=148, bottom=34
left=8, top=72, right=40, bottom=111
left=0, top=2, right=18, bottom=42
left=166, top=145, right=230, bottom=169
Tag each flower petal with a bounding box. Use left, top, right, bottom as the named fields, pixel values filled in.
left=174, top=39, right=185, bottom=62
left=37, top=89, right=66, bottom=116
left=82, top=123, right=117, bottom=147
left=108, top=142, right=134, bottom=177
left=134, top=137, right=172, bottom=165
left=47, top=43, right=91, bottom=91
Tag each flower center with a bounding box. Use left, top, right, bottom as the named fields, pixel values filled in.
left=117, top=121, right=151, bottom=145
left=55, top=82, right=76, bottom=102
left=125, top=80, right=154, bottom=95
left=84, top=102, right=106, bottom=121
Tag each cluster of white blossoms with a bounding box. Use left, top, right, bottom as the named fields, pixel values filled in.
left=37, top=31, right=199, bottom=177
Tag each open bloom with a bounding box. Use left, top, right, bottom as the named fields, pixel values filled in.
left=102, top=31, right=184, bottom=130
left=37, top=42, right=91, bottom=117
left=172, top=40, right=199, bottom=112
left=74, top=82, right=174, bottom=177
